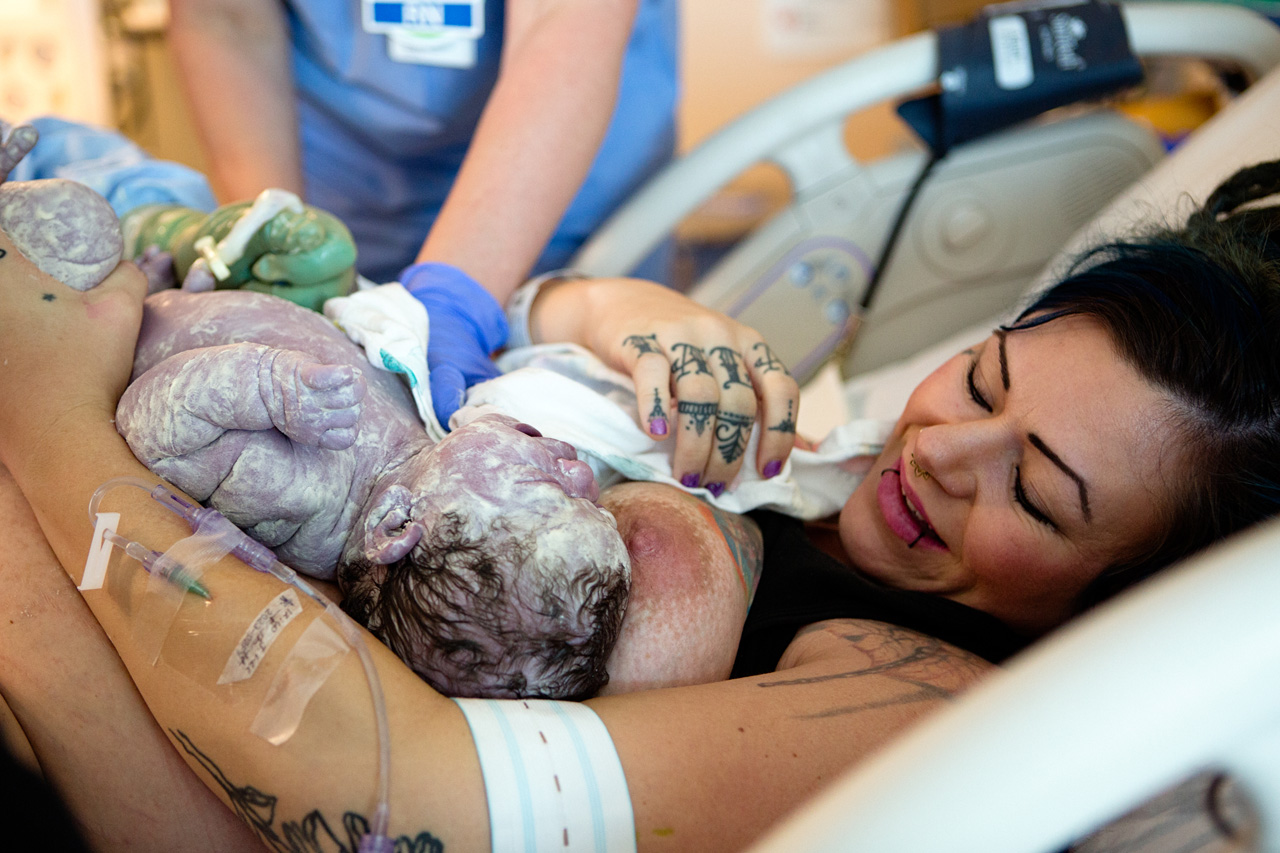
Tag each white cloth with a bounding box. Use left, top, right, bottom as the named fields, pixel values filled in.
left=325, top=286, right=889, bottom=518
left=461, top=344, right=890, bottom=519
left=323, top=281, right=448, bottom=440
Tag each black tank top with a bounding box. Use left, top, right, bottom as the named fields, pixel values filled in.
left=731, top=511, right=1028, bottom=678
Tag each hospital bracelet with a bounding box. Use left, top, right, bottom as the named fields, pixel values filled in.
left=507, top=269, right=588, bottom=350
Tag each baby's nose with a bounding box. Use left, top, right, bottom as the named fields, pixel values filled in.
left=0, top=179, right=123, bottom=291
left=557, top=457, right=600, bottom=502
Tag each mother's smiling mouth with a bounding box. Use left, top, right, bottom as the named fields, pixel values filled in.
left=877, top=465, right=948, bottom=552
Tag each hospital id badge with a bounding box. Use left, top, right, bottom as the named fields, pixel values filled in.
left=362, top=0, right=485, bottom=39
left=388, top=30, right=478, bottom=67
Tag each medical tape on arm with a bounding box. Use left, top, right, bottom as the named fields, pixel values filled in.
left=453, top=698, right=636, bottom=853
left=249, top=605, right=351, bottom=746
left=131, top=526, right=236, bottom=665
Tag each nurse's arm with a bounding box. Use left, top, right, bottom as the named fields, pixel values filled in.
left=416, top=0, right=641, bottom=303
left=168, top=0, right=303, bottom=203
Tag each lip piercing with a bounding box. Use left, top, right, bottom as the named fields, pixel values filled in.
left=909, top=453, right=932, bottom=480
left=908, top=530, right=927, bottom=549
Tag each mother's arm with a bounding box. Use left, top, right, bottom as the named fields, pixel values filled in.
left=0, top=239, right=992, bottom=850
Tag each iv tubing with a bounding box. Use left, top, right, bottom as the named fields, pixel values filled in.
left=88, top=477, right=393, bottom=847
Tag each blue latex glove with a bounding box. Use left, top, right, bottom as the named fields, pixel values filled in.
left=400, top=262, right=509, bottom=428
left=12, top=116, right=217, bottom=216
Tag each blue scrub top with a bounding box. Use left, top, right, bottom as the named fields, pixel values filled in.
left=286, top=0, right=679, bottom=284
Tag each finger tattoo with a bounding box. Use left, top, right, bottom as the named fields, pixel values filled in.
left=648, top=388, right=666, bottom=422
left=623, top=333, right=662, bottom=356
left=751, top=342, right=791, bottom=376
left=670, top=342, right=712, bottom=379
left=678, top=400, right=716, bottom=436
left=710, top=346, right=752, bottom=390
left=715, top=411, right=754, bottom=464
left=768, top=400, right=798, bottom=434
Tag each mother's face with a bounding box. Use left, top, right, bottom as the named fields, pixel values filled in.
left=839, top=315, right=1186, bottom=634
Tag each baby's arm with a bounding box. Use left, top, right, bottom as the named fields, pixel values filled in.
left=118, top=342, right=365, bottom=493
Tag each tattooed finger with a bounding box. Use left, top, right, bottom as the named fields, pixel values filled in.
left=714, top=410, right=754, bottom=466
left=751, top=341, right=791, bottom=376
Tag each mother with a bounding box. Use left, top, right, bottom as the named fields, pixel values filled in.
left=1, top=164, right=1278, bottom=853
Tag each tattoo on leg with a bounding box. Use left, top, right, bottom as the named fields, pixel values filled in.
left=677, top=400, right=716, bottom=436
left=42, top=293, right=55, bottom=302
left=170, top=729, right=444, bottom=853
left=715, top=411, right=754, bottom=464
left=669, top=343, right=711, bottom=379
left=709, top=346, right=752, bottom=390
left=751, top=342, right=791, bottom=376
left=768, top=400, right=797, bottom=435
left=623, top=333, right=661, bottom=356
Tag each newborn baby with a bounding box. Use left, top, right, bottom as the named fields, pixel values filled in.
left=117, top=289, right=630, bottom=698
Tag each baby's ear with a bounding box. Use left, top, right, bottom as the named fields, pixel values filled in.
left=364, top=484, right=424, bottom=565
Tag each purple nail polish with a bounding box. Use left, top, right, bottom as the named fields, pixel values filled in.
left=680, top=473, right=701, bottom=489
left=706, top=482, right=726, bottom=497
left=763, top=459, right=782, bottom=479
left=649, top=417, right=668, bottom=436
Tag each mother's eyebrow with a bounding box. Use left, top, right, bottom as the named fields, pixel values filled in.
left=995, top=330, right=1010, bottom=391
left=1028, top=433, right=1092, bottom=523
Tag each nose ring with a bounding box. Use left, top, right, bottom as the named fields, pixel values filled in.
left=909, top=452, right=932, bottom=480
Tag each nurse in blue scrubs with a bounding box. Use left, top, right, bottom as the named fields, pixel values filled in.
left=168, top=0, right=679, bottom=421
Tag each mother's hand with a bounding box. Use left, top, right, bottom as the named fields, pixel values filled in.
left=531, top=277, right=800, bottom=492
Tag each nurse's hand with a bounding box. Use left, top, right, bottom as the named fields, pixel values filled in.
left=401, top=262, right=509, bottom=427
left=530, top=277, right=800, bottom=494
left=123, top=196, right=357, bottom=311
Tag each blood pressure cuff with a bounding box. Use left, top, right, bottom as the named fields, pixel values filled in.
left=899, top=0, right=1143, bottom=155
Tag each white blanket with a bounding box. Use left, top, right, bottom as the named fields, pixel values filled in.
left=325, top=283, right=889, bottom=519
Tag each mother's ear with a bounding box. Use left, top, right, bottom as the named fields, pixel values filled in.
left=363, top=484, right=424, bottom=565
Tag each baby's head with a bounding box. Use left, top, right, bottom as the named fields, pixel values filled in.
left=0, top=121, right=123, bottom=290
left=339, top=413, right=630, bottom=699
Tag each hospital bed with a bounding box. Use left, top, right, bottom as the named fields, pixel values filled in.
left=575, top=3, right=1280, bottom=850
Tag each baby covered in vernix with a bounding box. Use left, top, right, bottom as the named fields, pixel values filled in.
left=117, top=289, right=630, bottom=698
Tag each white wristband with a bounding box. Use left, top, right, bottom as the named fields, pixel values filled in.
left=453, top=698, right=636, bottom=853
left=506, top=269, right=587, bottom=350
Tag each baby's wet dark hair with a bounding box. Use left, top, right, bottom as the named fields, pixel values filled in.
left=1010, top=159, right=1280, bottom=609
left=338, top=511, right=629, bottom=700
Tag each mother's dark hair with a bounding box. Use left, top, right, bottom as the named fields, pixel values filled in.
left=1010, top=160, right=1280, bottom=608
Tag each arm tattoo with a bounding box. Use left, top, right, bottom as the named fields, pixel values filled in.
left=768, top=400, right=797, bottom=435
left=698, top=503, right=763, bottom=601
left=751, top=342, right=791, bottom=376
left=760, top=622, right=991, bottom=720
left=709, top=346, right=752, bottom=390
left=715, top=411, right=754, bottom=464
left=669, top=342, right=711, bottom=379
left=623, top=333, right=662, bottom=356
left=170, top=729, right=445, bottom=853
left=677, top=400, right=716, bottom=436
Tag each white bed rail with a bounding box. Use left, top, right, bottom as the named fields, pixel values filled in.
left=746, top=515, right=1280, bottom=853
left=573, top=2, right=1280, bottom=279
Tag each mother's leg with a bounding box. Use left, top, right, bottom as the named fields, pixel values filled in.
left=0, top=464, right=259, bottom=851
